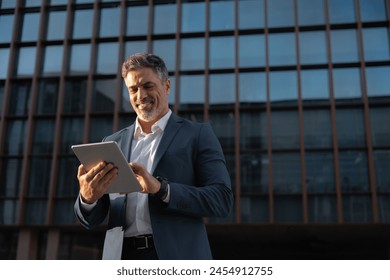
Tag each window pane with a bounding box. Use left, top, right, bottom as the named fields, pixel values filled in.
left=339, top=151, right=369, bottom=192
left=268, top=33, right=296, bottom=66
left=121, top=83, right=134, bottom=113
left=46, top=10, right=66, bottom=40
left=239, top=35, right=265, bottom=67
left=273, top=153, right=302, bottom=193
left=96, top=43, right=118, bottom=74
left=152, top=40, right=176, bottom=72
left=299, top=31, right=327, bottom=65
left=0, top=14, right=14, bottom=43
left=9, top=82, right=31, bottom=116
left=336, top=108, right=366, bottom=147
left=89, top=117, right=113, bottom=142
left=4, top=120, right=27, bottom=155
left=240, top=112, right=268, bottom=150
left=241, top=196, right=269, bottom=223
left=69, top=44, right=91, bottom=75
left=72, top=9, right=93, bottom=39
left=267, top=0, right=294, bottom=28
left=210, top=0, right=234, bottom=31
left=238, top=0, right=264, bottom=29
left=0, top=200, right=19, bottom=225
left=42, top=45, right=63, bottom=76
left=16, top=47, right=37, bottom=77
left=57, top=157, right=80, bottom=197
left=239, top=72, right=266, bottom=103
left=37, top=79, right=59, bottom=114
left=297, top=0, right=325, bottom=26
left=0, top=48, right=10, bottom=79
left=343, top=195, right=372, bottom=223
left=306, top=152, right=335, bottom=193
left=124, top=41, right=147, bottom=59
left=378, top=195, right=390, bottom=223
left=366, top=66, right=390, bottom=98
left=209, top=73, right=235, bottom=105
left=61, top=118, right=84, bottom=154
left=64, top=79, right=87, bottom=113
left=126, top=6, right=148, bottom=36
left=28, top=157, right=52, bottom=196
left=179, top=74, right=204, bottom=109
left=359, top=0, right=387, bottom=22
left=332, top=68, right=361, bottom=100
left=24, top=199, right=47, bottom=224
left=24, top=0, right=42, bottom=7
left=99, top=6, right=120, bottom=38
left=180, top=38, right=205, bottom=70
left=209, top=36, right=235, bottom=69
left=0, top=0, right=17, bottom=8
left=370, top=108, right=390, bottom=147
left=274, top=196, right=303, bottom=223
left=0, top=159, right=23, bottom=196
left=181, top=2, right=205, bottom=33
left=20, top=13, right=40, bottom=42
left=0, top=84, right=4, bottom=114
left=32, top=119, right=55, bottom=154
left=303, top=109, right=332, bottom=148
left=331, top=29, right=359, bottom=63
left=301, top=69, right=329, bottom=100
left=308, top=195, right=337, bottom=223
left=153, top=3, right=177, bottom=35
left=92, top=79, right=116, bottom=113
left=271, top=111, right=300, bottom=149
left=363, top=28, right=390, bottom=62
left=209, top=112, right=235, bottom=151
left=328, top=0, right=356, bottom=23
left=374, top=151, right=390, bottom=192
left=269, top=71, right=297, bottom=104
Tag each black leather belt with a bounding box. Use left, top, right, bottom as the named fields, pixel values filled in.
left=123, top=235, right=154, bottom=250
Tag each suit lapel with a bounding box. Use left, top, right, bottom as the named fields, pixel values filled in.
left=117, top=125, right=135, bottom=162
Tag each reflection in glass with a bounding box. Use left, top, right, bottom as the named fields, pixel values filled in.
left=209, top=112, right=235, bottom=151
left=0, top=14, right=14, bottom=43
left=370, top=108, right=390, bottom=147
left=32, top=119, right=55, bottom=154
left=239, top=35, right=265, bottom=68
left=239, top=72, right=266, bottom=103
left=179, top=74, right=204, bottom=108
left=89, top=117, right=113, bottom=142
left=328, top=0, right=356, bottom=23
left=305, top=152, right=335, bottom=192
left=366, top=66, right=390, bottom=97
left=0, top=48, right=10, bottom=79
left=181, top=2, right=205, bottom=33
left=359, top=0, right=387, bottom=22
left=153, top=3, right=176, bottom=35
left=336, top=109, right=366, bottom=148
left=9, top=82, right=31, bottom=115
left=339, top=151, right=369, bottom=192
left=69, top=44, right=91, bottom=75
left=374, top=151, right=390, bottom=192
left=274, top=196, right=303, bottom=223
left=99, top=7, right=120, bottom=38
left=37, top=79, right=58, bottom=114
left=303, top=110, right=332, bottom=148
left=0, top=159, right=23, bottom=196
left=343, top=195, right=372, bottom=223
left=210, top=0, right=234, bottom=31
left=333, top=68, right=361, bottom=99
left=301, top=69, right=329, bottom=100
left=240, top=153, right=268, bottom=194
left=331, top=29, right=359, bottom=63
left=299, top=31, right=327, bottom=65
left=46, top=10, right=66, bottom=40
left=273, top=153, right=302, bottom=193
left=64, top=79, right=87, bottom=113
left=269, top=71, right=297, bottom=103
left=152, top=40, right=176, bottom=72
left=267, top=0, right=294, bottom=28
left=363, top=28, right=390, bottom=62
left=5, top=120, right=27, bottom=155
left=209, top=36, right=235, bottom=69
left=96, top=43, right=118, bottom=74
left=297, top=0, right=325, bottom=26
left=42, top=45, right=64, bottom=76
left=308, top=195, right=337, bottom=223
left=61, top=118, right=84, bottom=154
left=268, top=33, right=296, bottom=66
left=238, top=0, right=264, bottom=29
left=209, top=73, right=235, bottom=105
left=92, top=79, right=116, bottom=113
left=271, top=111, right=300, bottom=149
left=127, top=6, right=148, bottom=36
left=241, top=196, right=269, bottom=223
left=180, top=38, right=205, bottom=70
left=72, top=9, right=93, bottom=39
left=16, top=47, right=37, bottom=77
left=240, top=112, right=268, bottom=149
left=20, top=13, right=40, bottom=42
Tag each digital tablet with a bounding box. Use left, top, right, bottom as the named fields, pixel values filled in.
left=71, top=141, right=142, bottom=193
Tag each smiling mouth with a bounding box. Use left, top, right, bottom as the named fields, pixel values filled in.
left=137, top=101, right=154, bottom=110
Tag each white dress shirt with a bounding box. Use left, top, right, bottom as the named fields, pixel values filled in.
left=80, top=110, right=172, bottom=238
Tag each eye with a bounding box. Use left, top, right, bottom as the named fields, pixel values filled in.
left=129, top=87, right=138, bottom=94
left=143, top=83, right=154, bottom=90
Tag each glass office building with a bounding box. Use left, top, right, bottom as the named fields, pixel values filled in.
left=0, top=0, right=389, bottom=259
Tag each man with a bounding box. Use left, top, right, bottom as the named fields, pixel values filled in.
left=74, top=53, right=233, bottom=260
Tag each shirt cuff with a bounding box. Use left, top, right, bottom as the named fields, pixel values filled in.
left=79, top=195, right=97, bottom=211
left=162, top=184, right=170, bottom=203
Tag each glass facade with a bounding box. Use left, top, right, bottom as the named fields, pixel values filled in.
left=0, top=0, right=389, bottom=260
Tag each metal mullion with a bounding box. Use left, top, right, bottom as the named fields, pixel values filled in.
left=204, top=0, right=210, bottom=122
left=293, top=0, right=308, bottom=224
left=324, top=0, right=343, bottom=224
left=46, top=0, right=74, bottom=225
left=355, top=0, right=379, bottom=223
left=264, top=0, right=274, bottom=224
left=17, top=0, right=49, bottom=224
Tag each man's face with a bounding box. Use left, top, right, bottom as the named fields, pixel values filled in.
left=124, top=68, right=170, bottom=124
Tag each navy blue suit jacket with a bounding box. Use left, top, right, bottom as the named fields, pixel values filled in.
left=74, top=113, right=233, bottom=259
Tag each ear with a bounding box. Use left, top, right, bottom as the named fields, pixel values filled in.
left=165, top=79, right=171, bottom=95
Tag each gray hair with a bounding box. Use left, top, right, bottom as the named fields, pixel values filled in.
left=121, top=53, right=169, bottom=82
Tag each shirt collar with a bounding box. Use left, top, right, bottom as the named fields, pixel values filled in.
left=134, top=109, right=172, bottom=138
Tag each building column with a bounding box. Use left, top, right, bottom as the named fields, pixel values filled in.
left=16, top=229, right=37, bottom=260
left=46, top=229, right=60, bottom=260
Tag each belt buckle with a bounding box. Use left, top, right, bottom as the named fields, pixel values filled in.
left=134, top=235, right=148, bottom=250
